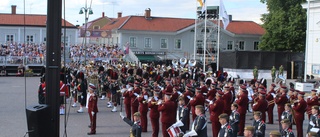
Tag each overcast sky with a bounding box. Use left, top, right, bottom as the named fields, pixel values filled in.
left=0, top=0, right=267, bottom=26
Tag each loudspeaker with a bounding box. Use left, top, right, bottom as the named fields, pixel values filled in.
left=26, top=104, right=51, bottom=137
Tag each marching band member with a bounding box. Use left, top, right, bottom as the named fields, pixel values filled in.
left=230, top=103, right=240, bottom=137
left=274, top=86, right=289, bottom=125
left=307, top=90, right=319, bottom=119
left=59, top=72, right=69, bottom=115
left=130, top=82, right=141, bottom=119
left=183, top=84, right=194, bottom=130
left=218, top=113, right=233, bottom=137
left=137, top=84, right=149, bottom=132
left=222, top=86, right=233, bottom=115
left=292, top=91, right=307, bottom=137
left=158, top=92, right=175, bottom=137
left=266, top=83, right=276, bottom=124
left=190, top=87, right=205, bottom=121
left=148, top=89, right=160, bottom=137
left=252, top=111, right=266, bottom=137
left=252, top=90, right=268, bottom=122
left=280, top=119, right=295, bottom=137
left=87, top=83, right=98, bottom=135
left=236, top=85, right=249, bottom=136
left=307, top=105, right=320, bottom=136
left=77, top=72, right=86, bottom=113
left=209, top=90, right=225, bottom=137
left=123, top=83, right=133, bottom=120
left=190, top=105, right=207, bottom=137
left=177, top=96, right=189, bottom=133
left=120, top=112, right=142, bottom=137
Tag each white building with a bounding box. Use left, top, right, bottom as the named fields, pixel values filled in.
left=302, top=1, right=320, bottom=78
left=0, top=5, right=78, bottom=46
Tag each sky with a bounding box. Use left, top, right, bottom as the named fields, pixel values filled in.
left=0, top=0, right=268, bottom=26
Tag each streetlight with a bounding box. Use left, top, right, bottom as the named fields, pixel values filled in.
left=79, top=0, right=93, bottom=65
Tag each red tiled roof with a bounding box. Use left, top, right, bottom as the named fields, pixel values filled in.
left=226, top=21, right=265, bottom=35
left=101, top=16, right=130, bottom=30
left=0, top=14, right=75, bottom=27
left=120, top=16, right=195, bottom=32
left=101, top=15, right=265, bottom=35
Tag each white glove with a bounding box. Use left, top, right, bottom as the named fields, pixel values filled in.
left=161, top=87, right=164, bottom=91
left=310, top=121, right=315, bottom=127
left=291, top=104, right=294, bottom=108
left=154, top=96, right=158, bottom=101
left=203, top=93, right=207, bottom=96
left=91, top=111, right=95, bottom=115
left=134, top=93, right=139, bottom=97
left=120, top=112, right=125, bottom=119
left=81, top=95, right=83, bottom=99
left=177, top=91, right=182, bottom=95
left=187, top=96, right=191, bottom=99
left=157, top=100, right=162, bottom=105
left=205, top=99, right=210, bottom=102
left=144, top=95, right=148, bottom=100
left=209, top=101, right=213, bottom=105
left=148, top=98, right=152, bottom=102
left=190, top=98, right=194, bottom=101
left=271, top=93, right=276, bottom=98
left=308, top=96, right=311, bottom=99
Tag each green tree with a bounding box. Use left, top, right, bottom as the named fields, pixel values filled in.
left=259, top=0, right=307, bottom=52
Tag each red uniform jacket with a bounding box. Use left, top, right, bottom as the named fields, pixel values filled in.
left=209, top=98, right=224, bottom=122
left=148, top=97, right=160, bottom=119
left=130, top=88, right=141, bottom=107
left=307, top=96, right=319, bottom=115
left=201, top=86, right=208, bottom=94
left=275, top=94, right=288, bottom=112
left=293, top=99, right=307, bottom=120
left=165, top=85, right=173, bottom=93
left=138, top=92, right=149, bottom=113
left=266, top=90, right=275, bottom=107
left=158, top=100, right=176, bottom=124
left=59, top=81, right=69, bottom=97
left=207, top=89, right=217, bottom=101
left=183, top=90, right=193, bottom=108
left=123, top=90, right=131, bottom=105
left=190, top=93, right=205, bottom=111
left=222, top=91, right=233, bottom=113
left=236, top=93, right=249, bottom=114
left=88, top=94, right=98, bottom=113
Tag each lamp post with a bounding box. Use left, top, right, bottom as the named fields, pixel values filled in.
left=79, top=0, right=93, bottom=65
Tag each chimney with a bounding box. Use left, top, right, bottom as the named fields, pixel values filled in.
left=102, top=12, right=105, bottom=17
left=145, top=8, right=151, bottom=19
left=117, top=12, right=122, bottom=18
left=11, top=5, right=17, bottom=14
left=228, top=15, right=232, bottom=22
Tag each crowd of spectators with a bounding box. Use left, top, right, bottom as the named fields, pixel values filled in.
left=0, top=42, right=125, bottom=64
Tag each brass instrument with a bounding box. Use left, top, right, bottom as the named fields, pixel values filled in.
left=142, top=63, right=148, bottom=70
left=180, top=58, right=187, bottom=67
left=188, top=59, right=196, bottom=67
left=172, top=59, right=179, bottom=69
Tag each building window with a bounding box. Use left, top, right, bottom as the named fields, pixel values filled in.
left=129, top=37, right=136, bottom=47
left=6, top=35, right=14, bottom=42
left=175, top=39, right=181, bottom=49
left=145, top=38, right=151, bottom=48
left=93, top=25, right=100, bottom=30
left=239, top=41, right=245, bottom=50
left=26, top=35, right=34, bottom=43
left=160, top=38, right=168, bottom=49
left=253, top=41, right=259, bottom=50
left=227, top=41, right=233, bottom=50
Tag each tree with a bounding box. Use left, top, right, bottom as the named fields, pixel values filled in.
left=259, top=0, right=307, bottom=52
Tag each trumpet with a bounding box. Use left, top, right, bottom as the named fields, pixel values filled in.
left=268, top=100, right=275, bottom=106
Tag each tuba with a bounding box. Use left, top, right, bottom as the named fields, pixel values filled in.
left=180, top=58, right=187, bottom=67
left=188, top=59, right=196, bottom=67
left=172, top=59, right=179, bottom=69
left=142, top=63, right=148, bottom=70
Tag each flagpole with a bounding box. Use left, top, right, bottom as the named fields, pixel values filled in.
left=217, top=16, right=221, bottom=71
left=304, top=0, right=310, bottom=82
left=193, top=0, right=198, bottom=60
left=203, top=2, right=207, bottom=72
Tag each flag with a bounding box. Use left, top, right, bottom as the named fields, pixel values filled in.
left=124, top=46, right=129, bottom=54
left=197, top=0, right=206, bottom=13
left=219, top=0, right=229, bottom=29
